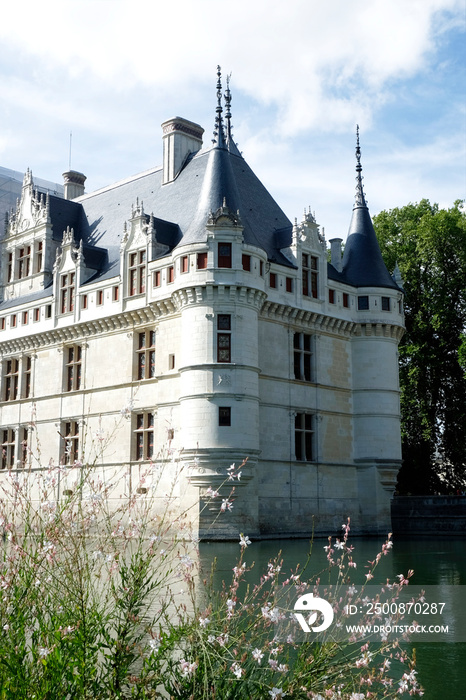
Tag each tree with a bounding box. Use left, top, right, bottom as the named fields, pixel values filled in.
left=373, top=200, right=466, bottom=494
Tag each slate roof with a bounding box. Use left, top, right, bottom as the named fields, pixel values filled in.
left=341, top=129, right=399, bottom=290
left=73, top=136, right=295, bottom=283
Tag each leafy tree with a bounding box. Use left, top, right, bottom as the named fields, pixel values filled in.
left=373, top=200, right=466, bottom=494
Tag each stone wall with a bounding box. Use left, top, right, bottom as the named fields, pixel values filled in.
left=391, top=496, right=466, bottom=535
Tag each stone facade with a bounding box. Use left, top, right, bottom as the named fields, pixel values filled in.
left=0, top=74, right=404, bottom=538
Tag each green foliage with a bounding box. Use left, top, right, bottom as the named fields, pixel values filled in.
left=0, top=455, right=420, bottom=699
left=373, top=200, right=466, bottom=493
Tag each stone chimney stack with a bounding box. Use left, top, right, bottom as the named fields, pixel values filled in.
left=63, top=170, right=86, bottom=200
left=329, top=238, right=343, bottom=272
left=161, top=117, right=204, bottom=184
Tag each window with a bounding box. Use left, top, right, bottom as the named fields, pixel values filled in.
left=286, top=277, right=293, bottom=293
left=218, top=243, right=232, bottom=268
left=34, top=308, right=40, bottom=322
left=112, top=285, right=119, bottom=301
left=329, top=289, right=335, bottom=304
left=11, top=315, right=16, bottom=328
left=1, top=429, right=15, bottom=469
left=65, top=345, right=82, bottom=392
left=295, top=413, right=314, bottom=461
left=293, top=333, right=313, bottom=382
left=181, top=256, right=189, bottom=273
left=96, top=290, right=103, bottom=306
left=60, top=272, right=75, bottom=314
left=381, top=296, right=390, bottom=311
left=269, top=273, right=277, bottom=288
left=197, top=252, right=208, bottom=270
left=343, top=293, right=349, bottom=308
left=168, top=354, right=175, bottom=370
left=167, top=266, right=174, bottom=283
left=136, top=330, right=156, bottom=380
left=45, top=305, right=52, bottom=319
left=20, top=428, right=28, bottom=467
left=24, top=356, right=32, bottom=398
left=18, top=246, right=31, bottom=279
left=242, top=254, right=251, bottom=271
left=217, top=314, right=231, bottom=363
left=129, top=250, right=146, bottom=296
left=63, top=421, right=79, bottom=465
left=153, top=270, right=161, bottom=287
left=134, top=413, right=154, bottom=461
left=3, top=359, right=19, bottom=401
left=358, top=296, right=369, bottom=310
left=22, top=311, right=28, bottom=325
left=7, top=253, right=13, bottom=282
left=219, top=407, right=231, bottom=426
left=260, top=261, right=264, bottom=276
left=302, top=254, right=318, bottom=298
left=81, top=294, right=88, bottom=310
left=34, top=241, right=43, bottom=273
left=0, top=318, right=4, bottom=331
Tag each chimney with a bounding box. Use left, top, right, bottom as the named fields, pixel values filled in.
left=329, top=238, right=343, bottom=272
left=161, top=117, right=204, bottom=184
left=62, top=170, right=86, bottom=200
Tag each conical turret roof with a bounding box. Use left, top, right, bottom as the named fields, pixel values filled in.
left=341, top=128, right=399, bottom=290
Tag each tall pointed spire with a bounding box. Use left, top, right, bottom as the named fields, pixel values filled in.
left=341, top=127, right=400, bottom=290
left=354, top=125, right=367, bottom=208
left=224, top=73, right=232, bottom=142
left=212, top=65, right=226, bottom=147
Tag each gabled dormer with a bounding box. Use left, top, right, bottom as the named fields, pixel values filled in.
left=1, top=169, right=56, bottom=299
left=281, top=208, right=327, bottom=300
left=53, top=226, right=82, bottom=318
left=120, top=199, right=170, bottom=300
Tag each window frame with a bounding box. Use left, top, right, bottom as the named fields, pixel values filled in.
left=219, top=406, right=231, bottom=426
left=128, top=250, right=146, bottom=296
left=136, top=330, right=156, bottom=380
left=63, top=420, right=79, bottom=465
left=134, top=412, right=155, bottom=461
left=294, top=413, right=314, bottom=462
left=217, top=314, right=231, bottom=363
left=60, top=272, right=75, bottom=314
left=218, top=242, right=232, bottom=269
left=293, top=332, right=314, bottom=382
left=65, top=345, right=82, bottom=392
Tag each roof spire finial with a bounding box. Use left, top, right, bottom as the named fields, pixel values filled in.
left=224, top=72, right=232, bottom=141
left=354, top=124, right=367, bottom=209
left=212, top=65, right=225, bottom=146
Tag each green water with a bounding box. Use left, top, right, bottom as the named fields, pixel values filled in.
left=199, top=535, right=466, bottom=699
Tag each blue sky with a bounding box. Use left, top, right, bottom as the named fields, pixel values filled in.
left=0, top=0, right=464, bottom=241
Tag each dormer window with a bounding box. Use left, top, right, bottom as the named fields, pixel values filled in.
left=218, top=243, right=232, bottom=268
left=34, top=241, right=43, bottom=273
left=60, top=273, right=75, bottom=314
left=7, top=253, right=13, bottom=282
left=18, top=246, right=31, bottom=279
left=129, top=250, right=146, bottom=296
left=302, top=254, right=318, bottom=298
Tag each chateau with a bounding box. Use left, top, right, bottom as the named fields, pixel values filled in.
left=0, top=70, right=404, bottom=538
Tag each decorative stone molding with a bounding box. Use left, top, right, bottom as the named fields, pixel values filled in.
left=261, top=300, right=355, bottom=337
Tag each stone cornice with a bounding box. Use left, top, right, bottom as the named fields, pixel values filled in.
left=260, top=300, right=355, bottom=337
left=352, top=322, right=405, bottom=342
left=0, top=307, right=158, bottom=355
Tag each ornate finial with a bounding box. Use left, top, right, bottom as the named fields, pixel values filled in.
left=354, top=125, right=367, bottom=208
left=224, top=73, right=232, bottom=141
left=212, top=65, right=225, bottom=146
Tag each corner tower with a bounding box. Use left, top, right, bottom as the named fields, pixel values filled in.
left=343, top=128, right=404, bottom=533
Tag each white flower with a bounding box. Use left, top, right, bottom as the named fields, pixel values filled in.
left=38, top=646, right=50, bottom=658
left=226, top=598, right=236, bottom=612
left=148, top=638, right=160, bottom=654
left=231, top=661, right=243, bottom=679
left=221, top=499, right=233, bottom=512
left=252, top=648, right=264, bottom=663
left=239, top=533, right=251, bottom=548
left=334, top=539, right=345, bottom=550
left=199, top=616, right=210, bottom=628
left=179, top=554, right=194, bottom=568
left=269, top=688, right=286, bottom=699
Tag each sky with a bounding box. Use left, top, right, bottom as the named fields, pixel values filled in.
left=0, top=0, right=464, bottom=241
